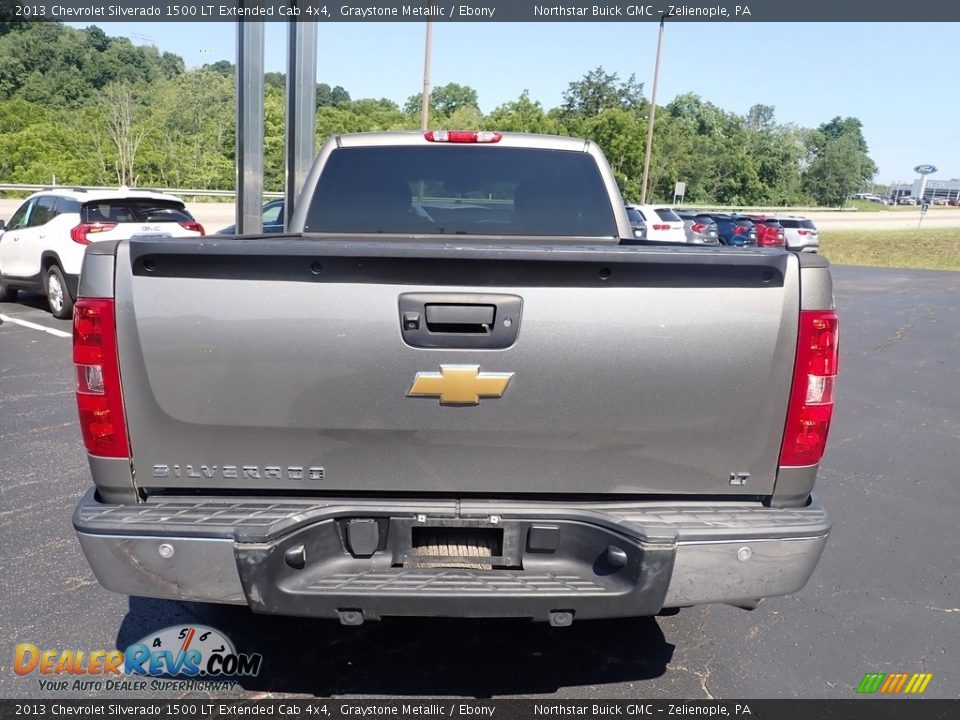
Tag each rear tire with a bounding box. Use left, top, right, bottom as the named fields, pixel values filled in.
left=45, top=265, right=74, bottom=320
left=0, top=276, right=17, bottom=303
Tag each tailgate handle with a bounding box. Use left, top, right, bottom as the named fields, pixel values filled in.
left=399, top=293, right=522, bottom=350
left=425, top=304, right=495, bottom=333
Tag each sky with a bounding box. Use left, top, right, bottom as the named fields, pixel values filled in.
left=67, top=21, right=960, bottom=184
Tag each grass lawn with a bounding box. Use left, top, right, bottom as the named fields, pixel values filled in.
left=820, top=228, right=960, bottom=271
left=843, top=200, right=959, bottom=213
left=844, top=200, right=901, bottom=212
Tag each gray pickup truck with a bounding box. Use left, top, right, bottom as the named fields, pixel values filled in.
left=72, top=131, right=837, bottom=626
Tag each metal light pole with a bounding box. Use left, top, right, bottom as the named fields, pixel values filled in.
left=284, top=10, right=317, bottom=231
left=640, top=15, right=667, bottom=204
left=421, top=20, right=433, bottom=131
left=236, top=21, right=265, bottom=234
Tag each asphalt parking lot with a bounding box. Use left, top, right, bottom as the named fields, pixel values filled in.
left=0, top=265, right=957, bottom=700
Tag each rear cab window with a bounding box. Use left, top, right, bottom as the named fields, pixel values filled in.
left=304, top=146, right=618, bottom=238
left=82, top=199, right=193, bottom=224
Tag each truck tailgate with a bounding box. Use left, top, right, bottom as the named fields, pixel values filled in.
left=116, top=238, right=799, bottom=497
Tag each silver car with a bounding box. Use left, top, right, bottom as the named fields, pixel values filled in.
left=777, top=217, right=820, bottom=252
left=676, top=212, right=720, bottom=244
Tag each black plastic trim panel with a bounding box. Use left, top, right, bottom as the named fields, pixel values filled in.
left=236, top=516, right=675, bottom=621
left=126, top=237, right=789, bottom=289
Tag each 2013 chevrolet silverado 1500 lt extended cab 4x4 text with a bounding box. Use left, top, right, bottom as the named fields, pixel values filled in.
left=72, top=131, right=837, bottom=625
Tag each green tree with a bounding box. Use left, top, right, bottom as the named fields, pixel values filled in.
left=0, top=54, right=24, bottom=96
left=84, top=25, right=110, bottom=52
left=0, top=21, right=876, bottom=209
left=204, top=60, right=233, bottom=76
left=561, top=66, right=644, bottom=117
left=98, top=82, right=147, bottom=186
left=488, top=90, right=557, bottom=133
left=814, top=116, right=871, bottom=152
left=329, top=85, right=350, bottom=106
left=315, top=97, right=412, bottom=141
left=431, top=82, right=479, bottom=115
left=745, top=103, right=776, bottom=132
left=0, top=99, right=102, bottom=185
left=803, top=133, right=877, bottom=206
left=264, top=71, right=285, bottom=90
left=315, top=84, right=351, bottom=108
left=405, top=82, right=479, bottom=118
left=0, top=22, right=181, bottom=107
left=263, top=85, right=286, bottom=190
left=137, top=70, right=235, bottom=189
left=580, top=108, right=646, bottom=201
left=802, top=116, right=877, bottom=205
left=316, top=82, right=332, bottom=108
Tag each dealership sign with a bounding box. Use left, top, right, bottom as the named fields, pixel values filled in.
left=913, top=165, right=938, bottom=175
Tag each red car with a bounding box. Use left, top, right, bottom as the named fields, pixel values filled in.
left=745, top=216, right=786, bottom=248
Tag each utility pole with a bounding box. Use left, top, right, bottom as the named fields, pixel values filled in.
left=640, top=14, right=668, bottom=204
left=421, top=20, right=433, bottom=131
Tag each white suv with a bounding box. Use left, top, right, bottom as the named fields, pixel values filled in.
left=623, top=204, right=686, bottom=243
left=0, top=188, right=204, bottom=318
left=776, top=217, right=820, bottom=253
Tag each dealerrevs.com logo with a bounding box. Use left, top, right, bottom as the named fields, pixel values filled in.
left=14, top=625, right=262, bottom=691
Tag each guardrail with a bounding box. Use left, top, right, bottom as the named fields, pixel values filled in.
left=0, top=183, right=284, bottom=199
left=0, top=183, right=863, bottom=212
left=674, top=205, right=859, bottom=213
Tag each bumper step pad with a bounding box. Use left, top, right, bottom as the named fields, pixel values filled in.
left=308, top=570, right=605, bottom=594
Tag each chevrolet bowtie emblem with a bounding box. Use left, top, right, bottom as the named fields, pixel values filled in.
left=407, top=365, right=514, bottom=406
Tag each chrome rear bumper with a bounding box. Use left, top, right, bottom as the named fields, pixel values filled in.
left=74, top=490, right=830, bottom=621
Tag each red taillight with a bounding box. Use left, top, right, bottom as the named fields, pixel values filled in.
left=691, top=223, right=707, bottom=233
left=779, top=310, right=839, bottom=467
left=652, top=223, right=671, bottom=231
left=424, top=130, right=502, bottom=143
left=757, top=228, right=784, bottom=247
left=73, top=299, right=129, bottom=459
left=178, top=220, right=205, bottom=235
left=797, top=229, right=810, bottom=236
left=733, top=226, right=746, bottom=235
left=71, top=223, right=117, bottom=245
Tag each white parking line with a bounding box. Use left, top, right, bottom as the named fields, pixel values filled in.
left=0, top=314, right=72, bottom=339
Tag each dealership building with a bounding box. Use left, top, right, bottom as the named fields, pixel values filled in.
left=888, top=178, right=960, bottom=203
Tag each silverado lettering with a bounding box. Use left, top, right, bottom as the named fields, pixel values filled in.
left=151, top=465, right=324, bottom=481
